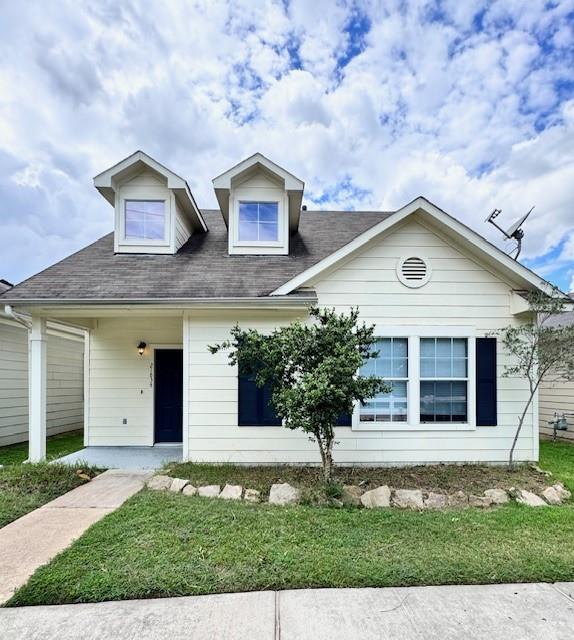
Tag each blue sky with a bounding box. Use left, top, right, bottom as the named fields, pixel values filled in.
left=0, top=0, right=574, bottom=290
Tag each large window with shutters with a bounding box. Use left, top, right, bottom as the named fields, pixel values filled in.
left=353, top=328, right=488, bottom=431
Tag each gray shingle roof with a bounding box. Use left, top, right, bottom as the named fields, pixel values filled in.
left=1, top=209, right=391, bottom=302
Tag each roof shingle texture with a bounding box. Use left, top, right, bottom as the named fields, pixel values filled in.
left=2, top=209, right=391, bottom=301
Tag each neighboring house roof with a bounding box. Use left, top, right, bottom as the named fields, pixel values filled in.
left=0, top=210, right=390, bottom=302
left=546, top=294, right=574, bottom=327
left=0, top=279, right=13, bottom=294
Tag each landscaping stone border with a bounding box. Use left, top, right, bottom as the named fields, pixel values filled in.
left=145, top=477, right=572, bottom=509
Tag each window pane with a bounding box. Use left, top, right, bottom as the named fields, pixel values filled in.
left=145, top=218, right=165, bottom=240
left=360, top=340, right=408, bottom=423
left=362, top=357, right=376, bottom=376
left=436, top=338, right=452, bottom=357
left=392, top=358, right=408, bottom=377
left=239, top=220, right=259, bottom=241
left=392, top=338, right=408, bottom=357
left=420, top=337, right=467, bottom=380
left=238, top=202, right=279, bottom=242
left=125, top=214, right=144, bottom=239
left=453, top=339, right=467, bottom=357
left=259, top=222, right=278, bottom=241
left=420, top=338, right=435, bottom=357
left=420, top=358, right=435, bottom=377
left=259, top=202, right=278, bottom=222
left=239, top=202, right=258, bottom=222
left=452, top=358, right=467, bottom=377
left=125, top=201, right=165, bottom=240
left=420, top=381, right=467, bottom=423
left=379, top=358, right=392, bottom=377
left=436, top=357, right=452, bottom=377
left=377, top=338, right=392, bottom=358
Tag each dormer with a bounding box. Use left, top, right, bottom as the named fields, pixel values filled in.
left=212, top=153, right=304, bottom=255
left=94, top=151, right=207, bottom=255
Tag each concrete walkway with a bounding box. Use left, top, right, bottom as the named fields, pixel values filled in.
left=55, top=445, right=182, bottom=469
left=1, top=582, right=573, bottom=639
left=0, top=469, right=152, bottom=604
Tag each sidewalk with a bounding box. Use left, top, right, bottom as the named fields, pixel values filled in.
left=0, top=469, right=152, bottom=603
left=1, top=582, right=573, bottom=639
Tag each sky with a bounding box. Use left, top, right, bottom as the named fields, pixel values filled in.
left=0, top=0, right=573, bottom=290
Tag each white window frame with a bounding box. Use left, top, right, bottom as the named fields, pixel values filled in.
left=123, top=198, right=168, bottom=244
left=115, top=184, right=173, bottom=251
left=419, top=337, right=469, bottom=425
left=236, top=200, right=281, bottom=246
left=352, top=326, right=476, bottom=432
left=228, top=185, right=289, bottom=255
left=359, top=337, right=409, bottom=425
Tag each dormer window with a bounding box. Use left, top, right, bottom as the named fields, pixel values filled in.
left=213, top=153, right=304, bottom=256
left=94, top=150, right=207, bottom=255
left=238, top=201, right=279, bottom=242
left=125, top=200, right=166, bottom=241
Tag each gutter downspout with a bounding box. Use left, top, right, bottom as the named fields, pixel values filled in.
left=4, top=304, right=32, bottom=330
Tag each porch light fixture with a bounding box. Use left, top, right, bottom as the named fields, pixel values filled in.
left=137, top=341, right=147, bottom=356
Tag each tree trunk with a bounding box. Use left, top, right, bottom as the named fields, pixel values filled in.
left=316, top=430, right=334, bottom=482
left=509, top=386, right=535, bottom=468
left=322, top=444, right=333, bottom=483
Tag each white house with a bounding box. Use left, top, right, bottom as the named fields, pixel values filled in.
left=539, top=302, right=574, bottom=442
left=0, top=280, right=84, bottom=447
left=0, top=151, right=552, bottom=464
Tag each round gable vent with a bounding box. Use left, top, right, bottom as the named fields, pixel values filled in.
left=397, top=256, right=431, bottom=288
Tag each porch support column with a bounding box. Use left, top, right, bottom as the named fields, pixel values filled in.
left=28, top=317, right=47, bottom=462
left=182, top=312, right=190, bottom=461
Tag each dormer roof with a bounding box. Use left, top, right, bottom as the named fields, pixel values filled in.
left=93, top=150, right=207, bottom=232
left=212, top=152, right=304, bottom=233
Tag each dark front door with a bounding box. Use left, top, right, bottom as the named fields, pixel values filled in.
left=154, top=349, right=183, bottom=443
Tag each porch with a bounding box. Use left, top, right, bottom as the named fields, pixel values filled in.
left=55, top=445, right=182, bottom=470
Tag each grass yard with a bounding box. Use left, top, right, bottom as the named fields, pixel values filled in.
left=6, top=440, right=574, bottom=607
left=0, top=430, right=84, bottom=466
left=0, top=463, right=99, bottom=528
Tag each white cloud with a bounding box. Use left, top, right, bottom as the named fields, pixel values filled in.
left=0, top=0, right=573, bottom=287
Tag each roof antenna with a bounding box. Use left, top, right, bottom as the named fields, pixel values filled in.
left=485, top=206, right=534, bottom=260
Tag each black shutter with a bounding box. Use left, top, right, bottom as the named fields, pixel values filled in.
left=476, top=337, right=497, bottom=426
left=337, top=412, right=352, bottom=426
left=238, top=374, right=281, bottom=426
left=238, top=375, right=259, bottom=426
left=261, top=382, right=282, bottom=426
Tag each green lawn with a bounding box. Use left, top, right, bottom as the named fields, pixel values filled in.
left=0, top=463, right=99, bottom=529
left=6, top=440, right=574, bottom=607
left=0, top=430, right=84, bottom=466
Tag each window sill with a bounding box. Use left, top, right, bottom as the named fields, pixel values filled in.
left=352, top=422, right=476, bottom=432
left=234, top=241, right=284, bottom=248
left=120, top=239, right=170, bottom=246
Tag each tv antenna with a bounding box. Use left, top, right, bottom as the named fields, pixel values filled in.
left=485, top=206, right=534, bottom=260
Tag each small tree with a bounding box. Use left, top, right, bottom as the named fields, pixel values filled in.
left=208, top=306, right=389, bottom=481
left=500, top=289, right=574, bottom=467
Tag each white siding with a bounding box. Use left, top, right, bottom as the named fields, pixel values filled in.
left=539, top=378, right=574, bottom=442
left=0, top=320, right=84, bottom=447
left=174, top=198, right=193, bottom=251
left=87, top=316, right=182, bottom=446
left=185, top=217, right=537, bottom=465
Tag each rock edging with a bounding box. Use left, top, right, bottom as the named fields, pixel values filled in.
left=145, top=476, right=571, bottom=509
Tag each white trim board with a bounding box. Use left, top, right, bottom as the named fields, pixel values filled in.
left=271, top=196, right=554, bottom=297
